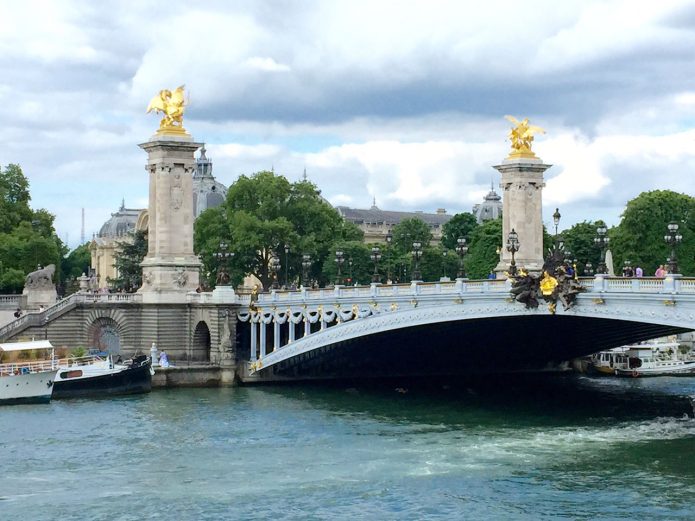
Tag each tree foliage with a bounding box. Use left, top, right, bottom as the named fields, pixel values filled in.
left=441, top=212, right=478, bottom=250
left=610, top=190, right=695, bottom=275
left=194, top=171, right=363, bottom=289
left=560, top=220, right=606, bottom=274
left=0, top=164, right=64, bottom=293
left=465, top=218, right=503, bottom=279
left=109, top=230, right=148, bottom=292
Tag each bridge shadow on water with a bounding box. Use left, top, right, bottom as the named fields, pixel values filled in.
left=253, top=373, right=695, bottom=426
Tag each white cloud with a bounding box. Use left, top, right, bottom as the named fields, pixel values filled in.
left=243, top=57, right=291, bottom=72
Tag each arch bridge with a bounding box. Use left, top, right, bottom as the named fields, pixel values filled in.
left=237, top=276, right=695, bottom=381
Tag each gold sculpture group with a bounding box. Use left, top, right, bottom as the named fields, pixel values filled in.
left=505, top=115, right=545, bottom=159
left=147, top=85, right=188, bottom=135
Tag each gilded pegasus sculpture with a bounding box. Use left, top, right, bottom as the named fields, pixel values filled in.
left=147, top=85, right=188, bottom=134
left=504, top=115, right=545, bottom=159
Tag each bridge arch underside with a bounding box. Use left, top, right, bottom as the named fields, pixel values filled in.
left=264, top=316, right=692, bottom=379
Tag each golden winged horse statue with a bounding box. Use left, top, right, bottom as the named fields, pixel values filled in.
left=504, top=115, right=545, bottom=159
left=147, top=85, right=187, bottom=133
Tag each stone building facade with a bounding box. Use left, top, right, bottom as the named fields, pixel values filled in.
left=336, top=203, right=452, bottom=243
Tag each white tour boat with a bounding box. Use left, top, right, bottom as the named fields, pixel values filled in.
left=0, top=340, right=59, bottom=405
left=591, top=338, right=695, bottom=377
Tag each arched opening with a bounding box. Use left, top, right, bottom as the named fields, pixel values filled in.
left=192, top=321, right=211, bottom=361
left=87, top=317, right=121, bottom=354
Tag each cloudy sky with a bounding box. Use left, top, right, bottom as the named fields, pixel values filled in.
left=2, top=0, right=695, bottom=249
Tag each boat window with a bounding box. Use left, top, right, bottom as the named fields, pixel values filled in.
left=60, top=370, right=83, bottom=379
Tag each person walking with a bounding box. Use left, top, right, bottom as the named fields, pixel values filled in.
left=655, top=264, right=666, bottom=277
left=635, top=266, right=643, bottom=277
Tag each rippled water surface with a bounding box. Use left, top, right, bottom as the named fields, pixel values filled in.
left=1, top=375, right=694, bottom=520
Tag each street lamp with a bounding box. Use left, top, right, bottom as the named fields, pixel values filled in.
left=348, top=257, right=354, bottom=285
left=385, top=231, right=393, bottom=283
left=411, top=241, right=422, bottom=281
left=335, top=250, right=345, bottom=285
left=506, top=228, right=520, bottom=276
left=284, top=244, right=290, bottom=288
left=371, top=246, right=382, bottom=283
left=552, top=207, right=561, bottom=238
left=270, top=254, right=281, bottom=290
left=664, top=221, right=683, bottom=274
left=301, top=254, right=312, bottom=287
left=214, top=241, right=234, bottom=286
left=584, top=262, right=594, bottom=276
left=442, top=250, right=448, bottom=279
left=455, top=237, right=468, bottom=279
left=594, top=225, right=609, bottom=274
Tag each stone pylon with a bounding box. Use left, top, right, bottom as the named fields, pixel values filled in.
left=493, top=157, right=551, bottom=276
left=138, top=133, right=202, bottom=302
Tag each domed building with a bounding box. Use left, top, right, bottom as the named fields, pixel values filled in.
left=90, top=146, right=227, bottom=288
left=90, top=200, right=145, bottom=288
left=472, top=182, right=503, bottom=224
left=193, top=145, right=227, bottom=218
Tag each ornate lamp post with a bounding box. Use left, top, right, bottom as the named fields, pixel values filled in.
left=584, top=262, right=594, bottom=276
left=301, top=254, right=312, bottom=287
left=664, top=221, right=683, bottom=274
left=370, top=246, right=382, bottom=283
left=283, top=243, right=290, bottom=288
left=411, top=241, right=423, bottom=281
left=348, top=257, right=354, bottom=285
left=455, top=237, right=468, bottom=279
left=594, top=225, right=609, bottom=274
left=214, top=241, right=234, bottom=286
left=335, top=250, right=345, bottom=285
left=506, top=229, right=520, bottom=276
left=270, top=254, right=281, bottom=290
left=385, top=231, right=393, bottom=282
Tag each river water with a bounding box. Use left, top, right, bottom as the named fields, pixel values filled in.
left=1, top=375, right=694, bottom=520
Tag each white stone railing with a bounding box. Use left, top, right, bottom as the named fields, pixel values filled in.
left=0, top=294, right=22, bottom=309
left=248, top=275, right=695, bottom=307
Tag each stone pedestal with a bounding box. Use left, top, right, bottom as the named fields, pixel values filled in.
left=211, top=285, right=237, bottom=304
left=493, top=157, right=551, bottom=276
left=138, top=133, right=202, bottom=303
left=23, top=287, right=57, bottom=310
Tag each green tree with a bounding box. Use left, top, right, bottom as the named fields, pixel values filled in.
left=195, top=171, right=362, bottom=289
left=441, top=212, right=478, bottom=250
left=466, top=218, right=502, bottom=279
left=60, top=243, right=92, bottom=295
left=109, top=230, right=148, bottom=292
left=0, top=164, right=32, bottom=233
left=385, top=218, right=434, bottom=282
left=560, top=220, right=606, bottom=274
left=610, top=190, right=695, bottom=275
left=0, top=164, right=64, bottom=292
left=320, top=241, right=372, bottom=285
left=194, top=207, right=234, bottom=289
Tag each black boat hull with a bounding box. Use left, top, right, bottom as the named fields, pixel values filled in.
left=53, top=360, right=152, bottom=399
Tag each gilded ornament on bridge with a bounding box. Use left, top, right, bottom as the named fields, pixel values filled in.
left=510, top=264, right=585, bottom=314
left=146, top=85, right=188, bottom=136
left=504, top=115, right=545, bottom=159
